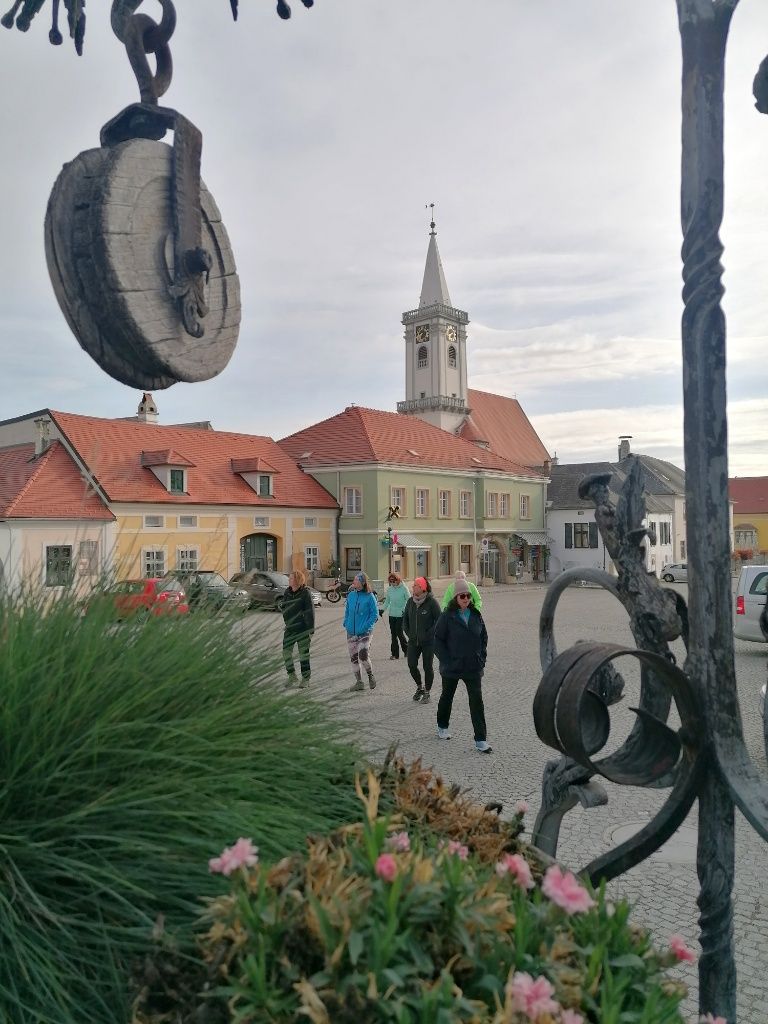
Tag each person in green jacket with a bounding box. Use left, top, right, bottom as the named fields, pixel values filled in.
left=440, top=570, right=482, bottom=612
left=381, top=571, right=410, bottom=660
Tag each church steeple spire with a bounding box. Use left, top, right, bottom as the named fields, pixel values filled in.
left=419, top=205, right=452, bottom=308
left=398, top=212, right=470, bottom=433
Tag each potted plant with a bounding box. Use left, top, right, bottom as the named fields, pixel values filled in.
left=315, top=558, right=340, bottom=592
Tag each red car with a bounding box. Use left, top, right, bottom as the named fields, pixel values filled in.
left=87, top=578, right=189, bottom=620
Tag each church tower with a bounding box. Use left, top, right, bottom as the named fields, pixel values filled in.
left=397, top=214, right=470, bottom=432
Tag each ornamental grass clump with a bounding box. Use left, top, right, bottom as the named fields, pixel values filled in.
left=0, top=585, right=361, bottom=1024
left=200, top=770, right=689, bottom=1023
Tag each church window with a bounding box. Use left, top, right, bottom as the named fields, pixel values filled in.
left=448, top=345, right=457, bottom=367
left=417, top=346, right=428, bottom=368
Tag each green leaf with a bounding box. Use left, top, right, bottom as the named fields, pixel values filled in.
left=348, top=929, right=364, bottom=966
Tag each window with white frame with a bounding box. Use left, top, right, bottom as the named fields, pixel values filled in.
left=143, top=549, right=166, bottom=578
left=647, top=520, right=657, bottom=546
left=438, top=489, right=451, bottom=518
left=305, top=545, right=319, bottom=571
left=178, top=514, right=198, bottom=528
left=659, top=521, right=671, bottom=545
left=499, top=493, right=509, bottom=518
left=144, top=514, right=164, bottom=528
left=304, top=517, right=317, bottom=528
left=177, top=547, right=199, bottom=572
left=79, top=539, right=99, bottom=576
left=417, top=346, right=428, bottom=368
left=254, top=516, right=270, bottom=528
left=486, top=492, right=498, bottom=517
left=416, top=488, right=429, bottom=517
left=519, top=494, right=531, bottom=520
left=459, top=490, right=472, bottom=518
left=344, top=486, right=363, bottom=515
left=257, top=474, right=272, bottom=497
left=169, top=468, right=186, bottom=494
left=45, top=545, right=73, bottom=587
left=390, top=486, right=406, bottom=514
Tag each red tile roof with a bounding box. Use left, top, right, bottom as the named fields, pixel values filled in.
left=279, top=405, right=544, bottom=478
left=140, top=449, right=196, bottom=467
left=50, top=412, right=338, bottom=508
left=458, top=390, right=551, bottom=470
left=0, top=441, right=113, bottom=520
left=728, top=477, right=768, bottom=513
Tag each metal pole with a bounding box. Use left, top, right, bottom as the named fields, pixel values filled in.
left=388, top=525, right=393, bottom=576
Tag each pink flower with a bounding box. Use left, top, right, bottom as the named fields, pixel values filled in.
left=541, top=865, right=596, bottom=915
left=560, top=1010, right=584, bottom=1024
left=669, top=934, right=696, bottom=963
left=386, top=831, right=411, bottom=852
left=507, top=972, right=559, bottom=1019
left=495, top=853, right=535, bottom=890
left=208, top=837, right=259, bottom=876
left=375, top=853, right=398, bottom=883
left=699, top=1015, right=727, bottom=1024
left=515, top=800, right=529, bottom=815
left=446, top=840, right=469, bottom=860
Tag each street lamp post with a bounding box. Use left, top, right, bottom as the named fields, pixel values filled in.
left=387, top=525, right=393, bottom=577
left=531, top=3, right=768, bottom=1020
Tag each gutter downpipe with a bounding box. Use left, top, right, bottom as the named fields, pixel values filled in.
left=473, top=474, right=479, bottom=585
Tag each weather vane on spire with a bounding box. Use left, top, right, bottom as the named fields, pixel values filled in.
left=426, top=202, right=436, bottom=234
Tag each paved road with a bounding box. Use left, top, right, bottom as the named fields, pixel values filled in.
left=244, top=582, right=768, bottom=1023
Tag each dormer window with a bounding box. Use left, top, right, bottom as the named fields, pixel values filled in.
left=231, top=456, right=279, bottom=498
left=141, top=449, right=195, bottom=495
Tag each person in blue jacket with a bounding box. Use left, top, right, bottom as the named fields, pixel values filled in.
left=343, top=572, right=379, bottom=692
left=381, top=571, right=410, bottom=660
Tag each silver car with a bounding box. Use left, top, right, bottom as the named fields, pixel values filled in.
left=661, top=562, right=688, bottom=583
left=229, top=569, right=322, bottom=611
left=733, top=565, right=768, bottom=643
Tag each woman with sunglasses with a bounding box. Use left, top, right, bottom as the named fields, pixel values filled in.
left=381, top=571, right=409, bottom=660
left=433, top=580, right=492, bottom=753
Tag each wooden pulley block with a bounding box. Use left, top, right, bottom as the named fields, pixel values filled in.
left=45, top=135, right=241, bottom=390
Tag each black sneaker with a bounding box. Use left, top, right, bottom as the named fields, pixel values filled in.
left=420, top=692, right=431, bottom=704
left=412, top=688, right=425, bottom=702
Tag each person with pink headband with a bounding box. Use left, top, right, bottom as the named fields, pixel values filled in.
left=402, top=576, right=441, bottom=703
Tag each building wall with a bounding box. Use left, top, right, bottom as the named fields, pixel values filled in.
left=0, top=519, right=115, bottom=593
left=547, top=508, right=674, bottom=578
left=110, top=505, right=337, bottom=580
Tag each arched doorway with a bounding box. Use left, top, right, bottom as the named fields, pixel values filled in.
left=240, top=534, right=277, bottom=572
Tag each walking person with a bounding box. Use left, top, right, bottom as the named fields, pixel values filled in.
left=381, top=571, right=409, bottom=660
left=433, top=579, right=492, bottom=753
left=403, top=576, right=441, bottom=704
left=343, top=572, right=379, bottom=692
left=441, top=569, right=482, bottom=612
left=282, top=569, right=315, bottom=688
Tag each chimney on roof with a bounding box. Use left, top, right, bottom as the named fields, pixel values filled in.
left=618, top=435, right=632, bottom=461
left=34, top=416, right=51, bottom=457
left=137, top=392, right=158, bottom=424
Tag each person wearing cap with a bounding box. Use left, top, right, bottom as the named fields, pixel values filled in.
left=402, top=576, right=441, bottom=703
left=343, top=571, right=379, bottom=692
left=433, top=580, right=492, bottom=753
left=440, top=569, right=482, bottom=612
left=381, top=571, right=409, bottom=660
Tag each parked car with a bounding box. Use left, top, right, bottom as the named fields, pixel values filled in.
left=661, top=562, right=688, bottom=583
left=86, top=577, right=189, bottom=620
left=733, top=565, right=768, bottom=643
left=164, top=570, right=250, bottom=613
left=228, top=569, right=322, bottom=611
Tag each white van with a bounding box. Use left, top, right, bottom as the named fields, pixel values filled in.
left=733, top=565, right=768, bottom=643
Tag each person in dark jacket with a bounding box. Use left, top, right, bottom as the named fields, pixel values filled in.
left=282, top=569, right=315, bottom=687
left=402, top=576, right=441, bottom=704
left=433, top=579, right=491, bottom=753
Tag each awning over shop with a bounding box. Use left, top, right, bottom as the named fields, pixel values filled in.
left=396, top=533, right=432, bottom=550
left=512, top=532, right=552, bottom=545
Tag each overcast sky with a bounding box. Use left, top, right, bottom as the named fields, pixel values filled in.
left=1, top=1, right=767, bottom=474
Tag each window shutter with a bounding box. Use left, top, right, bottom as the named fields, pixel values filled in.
left=589, top=522, right=598, bottom=548
left=565, top=523, right=573, bottom=549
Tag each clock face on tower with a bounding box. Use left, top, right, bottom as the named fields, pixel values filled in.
left=415, top=325, right=430, bottom=343
left=445, top=326, right=457, bottom=343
